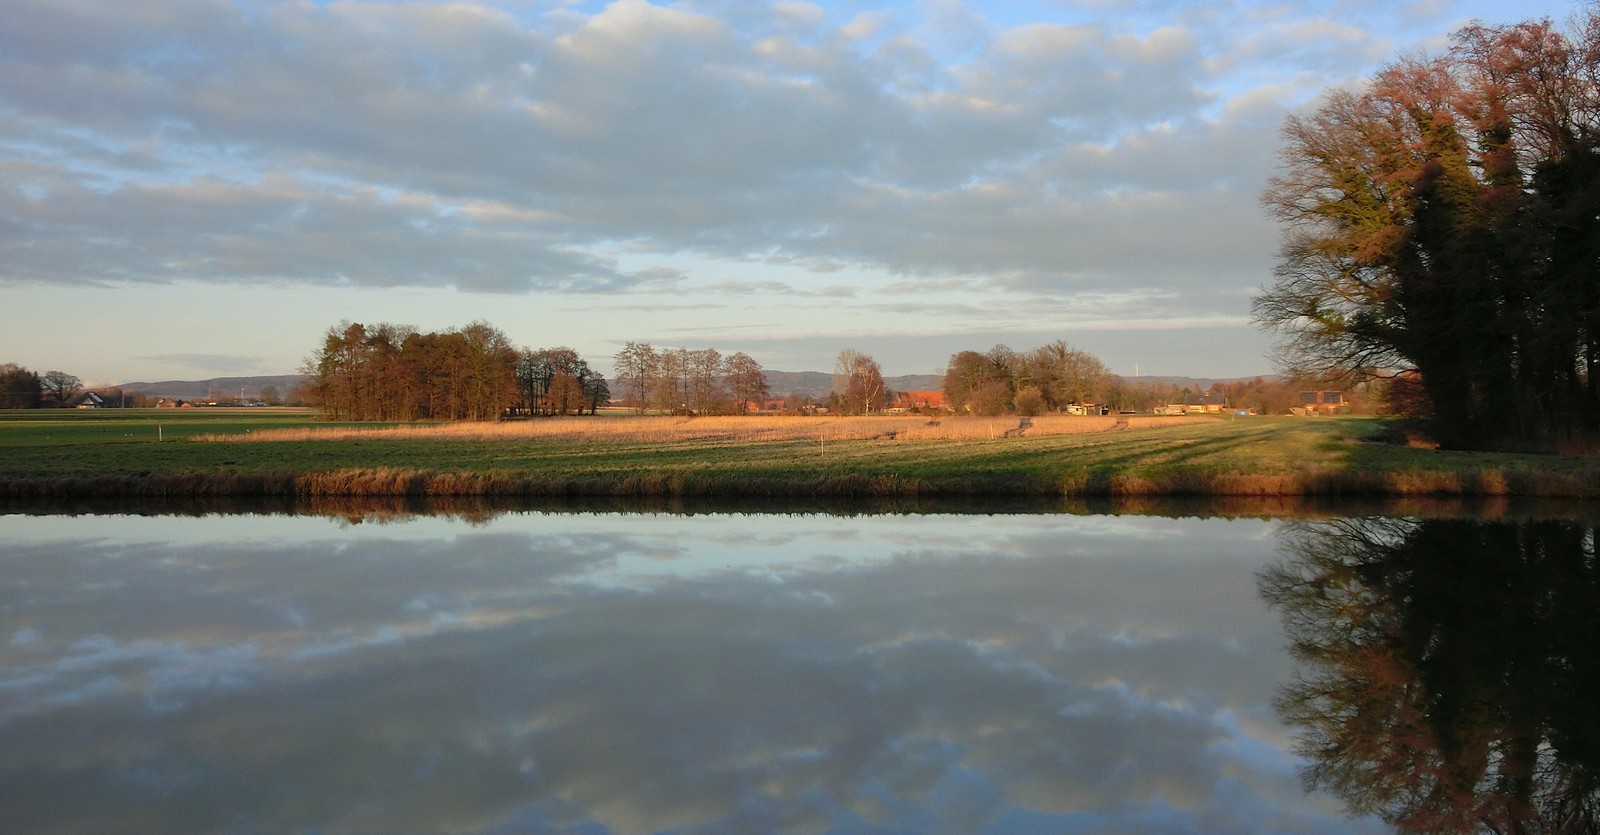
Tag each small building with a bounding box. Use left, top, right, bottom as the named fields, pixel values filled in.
left=894, top=390, right=947, bottom=412
left=72, top=392, right=105, bottom=409
left=1168, top=393, right=1229, bottom=414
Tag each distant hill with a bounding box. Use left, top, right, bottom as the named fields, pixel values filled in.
left=1119, top=375, right=1280, bottom=391
left=761, top=371, right=943, bottom=399
left=118, top=374, right=308, bottom=401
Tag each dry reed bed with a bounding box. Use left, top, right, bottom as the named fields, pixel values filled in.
left=202, top=414, right=1217, bottom=444
left=7, top=462, right=1594, bottom=500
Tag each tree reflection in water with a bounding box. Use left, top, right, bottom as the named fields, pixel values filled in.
left=1260, top=517, right=1600, bottom=833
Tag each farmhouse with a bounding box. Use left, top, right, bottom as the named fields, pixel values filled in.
left=893, top=390, right=947, bottom=412
left=1161, top=393, right=1230, bottom=415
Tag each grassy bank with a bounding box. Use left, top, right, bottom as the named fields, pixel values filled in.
left=2, top=409, right=1597, bottom=500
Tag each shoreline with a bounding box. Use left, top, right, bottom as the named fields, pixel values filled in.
left=3, top=460, right=1596, bottom=500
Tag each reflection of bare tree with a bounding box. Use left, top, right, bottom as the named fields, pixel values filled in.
left=1260, top=517, right=1600, bottom=833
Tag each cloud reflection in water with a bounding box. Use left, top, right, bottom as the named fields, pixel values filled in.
left=0, top=512, right=1379, bottom=833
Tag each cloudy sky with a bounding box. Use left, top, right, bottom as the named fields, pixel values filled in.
left=0, top=0, right=1581, bottom=384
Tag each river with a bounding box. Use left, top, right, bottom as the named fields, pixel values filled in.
left=2, top=506, right=1593, bottom=833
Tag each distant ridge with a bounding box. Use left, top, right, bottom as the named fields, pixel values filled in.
left=118, top=374, right=308, bottom=401
left=761, top=371, right=943, bottom=399
left=1120, top=375, right=1280, bottom=390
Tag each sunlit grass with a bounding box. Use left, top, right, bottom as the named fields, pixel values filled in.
left=2, top=410, right=1597, bottom=499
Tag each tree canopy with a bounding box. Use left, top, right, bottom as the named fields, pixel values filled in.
left=942, top=341, right=1112, bottom=415
left=304, top=321, right=532, bottom=421
left=1255, top=11, right=1600, bottom=449
left=0, top=363, right=43, bottom=409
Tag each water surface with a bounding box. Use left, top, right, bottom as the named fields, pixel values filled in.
left=2, top=511, right=1385, bottom=833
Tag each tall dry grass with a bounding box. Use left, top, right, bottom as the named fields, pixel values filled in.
left=201, top=414, right=1218, bottom=444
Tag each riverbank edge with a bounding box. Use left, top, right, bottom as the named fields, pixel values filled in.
left=3, top=462, right=1596, bottom=500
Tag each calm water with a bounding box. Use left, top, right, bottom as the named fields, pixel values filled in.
left=1, top=510, right=1591, bottom=833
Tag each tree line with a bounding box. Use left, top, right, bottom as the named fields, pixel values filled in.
left=1255, top=11, right=1600, bottom=450
left=0, top=364, right=95, bottom=409
left=304, top=321, right=611, bottom=421
left=612, top=342, right=771, bottom=415
left=942, top=341, right=1113, bottom=416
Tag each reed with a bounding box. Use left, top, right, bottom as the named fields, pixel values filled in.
left=199, top=414, right=1214, bottom=444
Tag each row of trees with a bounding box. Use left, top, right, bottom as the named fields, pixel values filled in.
left=1255, top=11, right=1600, bottom=449
left=612, top=342, right=770, bottom=415
left=1, top=364, right=85, bottom=409
left=304, top=321, right=609, bottom=421
left=942, top=342, right=1113, bottom=416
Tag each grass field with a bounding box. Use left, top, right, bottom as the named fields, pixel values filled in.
left=2, top=407, right=1597, bottom=500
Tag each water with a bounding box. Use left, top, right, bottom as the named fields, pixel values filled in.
left=2, top=509, right=1588, bottom=833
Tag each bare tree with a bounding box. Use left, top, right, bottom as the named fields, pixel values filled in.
left=724, top=352, right=770, bottom=413
left=612, top=341, right=658, bottom=414
left=652, top=348, right=691, bottom=414
left=685, top=348, right=725, bottom=414
left=41, top=370, right=81, bottom=404
left=834, top=349, right=887, bottom=415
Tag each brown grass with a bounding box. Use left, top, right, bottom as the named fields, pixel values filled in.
left=200, top=413, right=1216, bottom=444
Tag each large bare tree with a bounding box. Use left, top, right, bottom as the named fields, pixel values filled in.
left=41, top=370, right=81, bottom=404
left=724, top=352, right=770, bottom=413
left=833, top=349, right=887, bottom=415
left=612, top=341, right=658, bottom=414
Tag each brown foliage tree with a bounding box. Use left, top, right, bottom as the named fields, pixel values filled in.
left=1256, top=12, right=1600, bottom=449
left=943, top=341, right=1111, bottom=414
left=306, top=320, right=520, bottom=421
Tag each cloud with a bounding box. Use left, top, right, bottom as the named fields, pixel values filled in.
left=0, top=0, right=1562, bottom=381
left=0, top=0, right=1285, bottom=297
left=129, top=353, right=277, bottom=373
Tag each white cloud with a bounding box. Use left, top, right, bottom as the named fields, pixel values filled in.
left=0, top=0, right=1578, bottom=380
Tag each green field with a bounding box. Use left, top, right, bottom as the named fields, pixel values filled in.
left=1, top=408, right=1597, bottom=501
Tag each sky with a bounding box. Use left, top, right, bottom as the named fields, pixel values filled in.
left=0, top=0, right=1586, bottom=385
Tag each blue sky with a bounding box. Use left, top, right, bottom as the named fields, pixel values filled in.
left=0, top=0, right=1584, bottom=384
